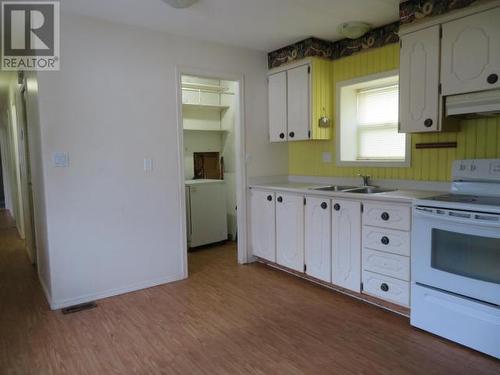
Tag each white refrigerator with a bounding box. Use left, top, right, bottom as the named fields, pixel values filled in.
left=185, top=180, right=228, bottom=248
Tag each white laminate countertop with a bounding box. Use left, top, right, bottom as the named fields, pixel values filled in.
left=185, top=179, right=225, bottom=185
left=249, top=182, right=441, bottom=203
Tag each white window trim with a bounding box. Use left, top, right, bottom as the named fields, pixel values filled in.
left=335, top=69, right=411, bottom=168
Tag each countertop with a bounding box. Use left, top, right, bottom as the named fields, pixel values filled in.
left=185, top=179, right=225, bottom=185
left=249, top=182, right=441, bottom=203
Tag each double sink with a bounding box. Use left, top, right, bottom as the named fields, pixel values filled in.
left=309, top=185, right=395, bottom=194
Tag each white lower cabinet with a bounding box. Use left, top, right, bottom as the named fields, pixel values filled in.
left=276, top=193, right=305, bottom=272
left=331, top=199, right=361, bottom=292
left=250, top=189, right=276, bottom=262
left=362, top=271, right=410, bottom=307
left=304, top=197, right=331, bottom=282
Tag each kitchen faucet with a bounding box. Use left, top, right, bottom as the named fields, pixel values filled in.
left=358, top=174, right=371, bottom=186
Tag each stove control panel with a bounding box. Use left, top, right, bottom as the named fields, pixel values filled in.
left=453, top=159, right=500, bottom=181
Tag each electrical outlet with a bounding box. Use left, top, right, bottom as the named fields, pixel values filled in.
left=322, top=152, right=332, bottom=163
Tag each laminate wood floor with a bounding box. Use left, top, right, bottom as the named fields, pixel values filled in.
left=0, top=211, right=498, bottom=374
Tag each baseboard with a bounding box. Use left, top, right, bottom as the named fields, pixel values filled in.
left=38, top=274, right=53, bottom=308
left=49, top=273, right=186, bottom=310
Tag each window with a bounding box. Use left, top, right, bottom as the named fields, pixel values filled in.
left=336, top=70, right=410, bottom=167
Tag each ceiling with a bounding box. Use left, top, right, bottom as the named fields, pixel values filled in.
left=62, top=0, right=400, bottom=52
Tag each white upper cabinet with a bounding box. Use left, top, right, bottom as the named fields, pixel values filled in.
left=268, top=71, right=288, bottom=142
left=441, top=7, right=500, bottom=96
left=250, top=190, right=276, bottom=262
left=287, top=64, right=311, bottom=141
left=399, top=25, right=441, bottom=133
left=276, top=193, right=304, bottom=272
left=331, top=199, right=361, bottom=292
left=304, top=197, right=332, bottom=282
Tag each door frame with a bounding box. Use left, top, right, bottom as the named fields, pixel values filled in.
left=174, top=65, right=248, bottom=278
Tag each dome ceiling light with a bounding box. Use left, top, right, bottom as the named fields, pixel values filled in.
left=161, top=0, right=198, bottom=9
left=338, top=22, right=372, bottom=40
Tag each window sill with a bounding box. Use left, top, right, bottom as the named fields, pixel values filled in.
left=336, top=159, right=411, bottom=168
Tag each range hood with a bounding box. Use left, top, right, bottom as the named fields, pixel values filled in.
left=445, top=89, right=500, bottom=119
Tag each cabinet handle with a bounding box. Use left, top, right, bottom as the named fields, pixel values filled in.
left=424, top=118, right=433, bottom=128
left=289, top=131, right=295, bottom=138
left=333, top=203, right=340, bottom=211
left=381, top=236, right=390, bottom=245
left=277, top=196, right=283, bottom=203
left=380, top=283, right=389, bottom=292
left=381, top=212, right=390, bottom=221
left=321, top=202, right=327, bottom=209
left=487, top=73, right=498, bottom=84
left=279, top=132, right=285, bottom=139
left=267, top=195, right=272, bottom=201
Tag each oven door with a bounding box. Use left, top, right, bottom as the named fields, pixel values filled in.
left=412, top=206, right=500, bottom=306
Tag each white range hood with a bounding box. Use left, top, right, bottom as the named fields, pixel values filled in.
left=445, top=89, right=500, bottom=118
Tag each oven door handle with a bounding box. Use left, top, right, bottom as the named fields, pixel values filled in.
left=414, top=207, right=500, bottom=228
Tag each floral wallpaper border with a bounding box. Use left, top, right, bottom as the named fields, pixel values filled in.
left=268, top=0, right=478, bottom=69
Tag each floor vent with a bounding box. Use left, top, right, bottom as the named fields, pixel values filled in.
left=61, top=301, right=97, bottom=314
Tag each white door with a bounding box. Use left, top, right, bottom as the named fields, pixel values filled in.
left=250, top=190, right=276, bottom=262
left=304, top=197, right=331, bottom=282
left=287, top=64, right=310, bottom=141
left=399, top=25, right=441, bottom=133
left=276, top=193, right=304, bottom=272
left=332, top=199, right=361, bottom=292
left=268, top=71, right=288, bottom=142
left=441, top=8, right=500, bottom=96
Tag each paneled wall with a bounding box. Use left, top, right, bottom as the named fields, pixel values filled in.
left=289, top=44, right=500, bottom=181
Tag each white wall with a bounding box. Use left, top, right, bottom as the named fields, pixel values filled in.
left=35, top=13, right=287, bottom=309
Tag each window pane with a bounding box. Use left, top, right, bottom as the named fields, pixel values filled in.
left=357, top=85, right=399, bottom=126
left=358, top=126, right=406, bottom=159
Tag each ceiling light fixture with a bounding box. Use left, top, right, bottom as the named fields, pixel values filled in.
left=161, top=0, right=198, bottom=9
left=338, top=22, right=371, bottom=40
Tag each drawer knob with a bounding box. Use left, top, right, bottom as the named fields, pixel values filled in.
left=487, top=73, right=498, bottom=84
left=424, top=118, right=433, bottom=128
left=380, top=283, right=389, bottom=292
left=289, top=131, right=295, bottom=138
left=381, top=212, right=390, bottom=221
left=279, top=132, right=285, bottom=139
left=277, top=196, right=283, bottom=203
left=321, top=202, right=328, bottom=209
left=334, top=203, right=341, bottom=211
left=267, top=195, right=272, bottom=201
left=381, top=236, right=390, bottom=245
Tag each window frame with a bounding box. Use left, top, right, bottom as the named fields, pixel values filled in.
left=335, top=69, right=411, bottom=168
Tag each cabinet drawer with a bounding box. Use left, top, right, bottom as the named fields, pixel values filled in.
left=362, top=271, right=410, bottom=307
left=363, top=202, right=411, bottom=231
left=362, top=226, right=410, bottom=256
left=363, top=249, right=410, bottom=281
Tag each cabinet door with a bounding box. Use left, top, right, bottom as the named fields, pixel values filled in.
left=304, top=197, right=331, bottom=282
left=250, top=190, right=276, bottom=262
left=399, top=26, right=440, bottom=133
left=332, top=199, right=361, bottom=292
left=276, top=193, right=304, bottom=272
left=268, top=71, right=288, bottom=142
left=441, top=8, right=500, bottom=96
left=287, top=64, right=310, bottom=141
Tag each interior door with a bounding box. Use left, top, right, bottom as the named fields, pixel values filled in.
left=441, top=7, right=500, bottom=96
left=287, top=64, right=310, bottom=141
left=276, top=193, right=304, bottom=272
left=250, top=190, right=276, bottom=262
left=399, top=25, right=440, bottom=132
left=268, top=71, right=287, bottom=142
left=332, top=199, right=361, bottom=292
left=304, top=197, right=331, bottom=282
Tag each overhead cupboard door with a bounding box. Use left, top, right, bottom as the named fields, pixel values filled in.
left=441, top=7, right=500, bottom=96
left=268, top=71, right=288, bottom=142
left=287, top=64, right=310, bottom=141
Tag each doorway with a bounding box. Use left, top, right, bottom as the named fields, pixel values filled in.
left=176, top=69, right=247, bottom=276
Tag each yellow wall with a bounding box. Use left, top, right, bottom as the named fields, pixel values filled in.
left=289, top=44, right=500, bottom=181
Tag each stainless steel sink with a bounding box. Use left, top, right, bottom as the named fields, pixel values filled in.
left=346, top=187, right=395, bottom=194
left=310, top=185, right=358, bottom=192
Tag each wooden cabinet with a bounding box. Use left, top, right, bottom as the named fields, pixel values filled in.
left=399, top=25, right=441, bottom=133
left=268, top=71, right=288, bottom=142
left=287, top=65, right=310, bottom=141
left=304, top=197, right=331, bottom=282
left=276, top=193, right=304, bottom=272
left=363, top=202, right=411, bottom=231
left=441, top=7, right=500, bottom=96
left=250, top=190, right=276, bottom=262
left=331, top=199, right=361, bottom=292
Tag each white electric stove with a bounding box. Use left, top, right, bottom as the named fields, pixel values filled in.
left=411, top=159, right=500, bottom=359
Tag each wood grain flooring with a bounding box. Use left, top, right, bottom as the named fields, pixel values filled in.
left=0, top=210, right=498, bottom=374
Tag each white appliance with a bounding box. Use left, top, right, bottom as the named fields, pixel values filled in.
left=185, top=179, right=227, bottom=248
left=446, top=89, right=500, bottom=118
left=411, top=159, right=500, bottom=359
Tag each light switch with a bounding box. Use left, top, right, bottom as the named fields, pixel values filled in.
left=322, top=152, right=332, bottom=163
left=143, top=158, right=153, bottom=172
left=53, top=152, right=69, bottom=167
